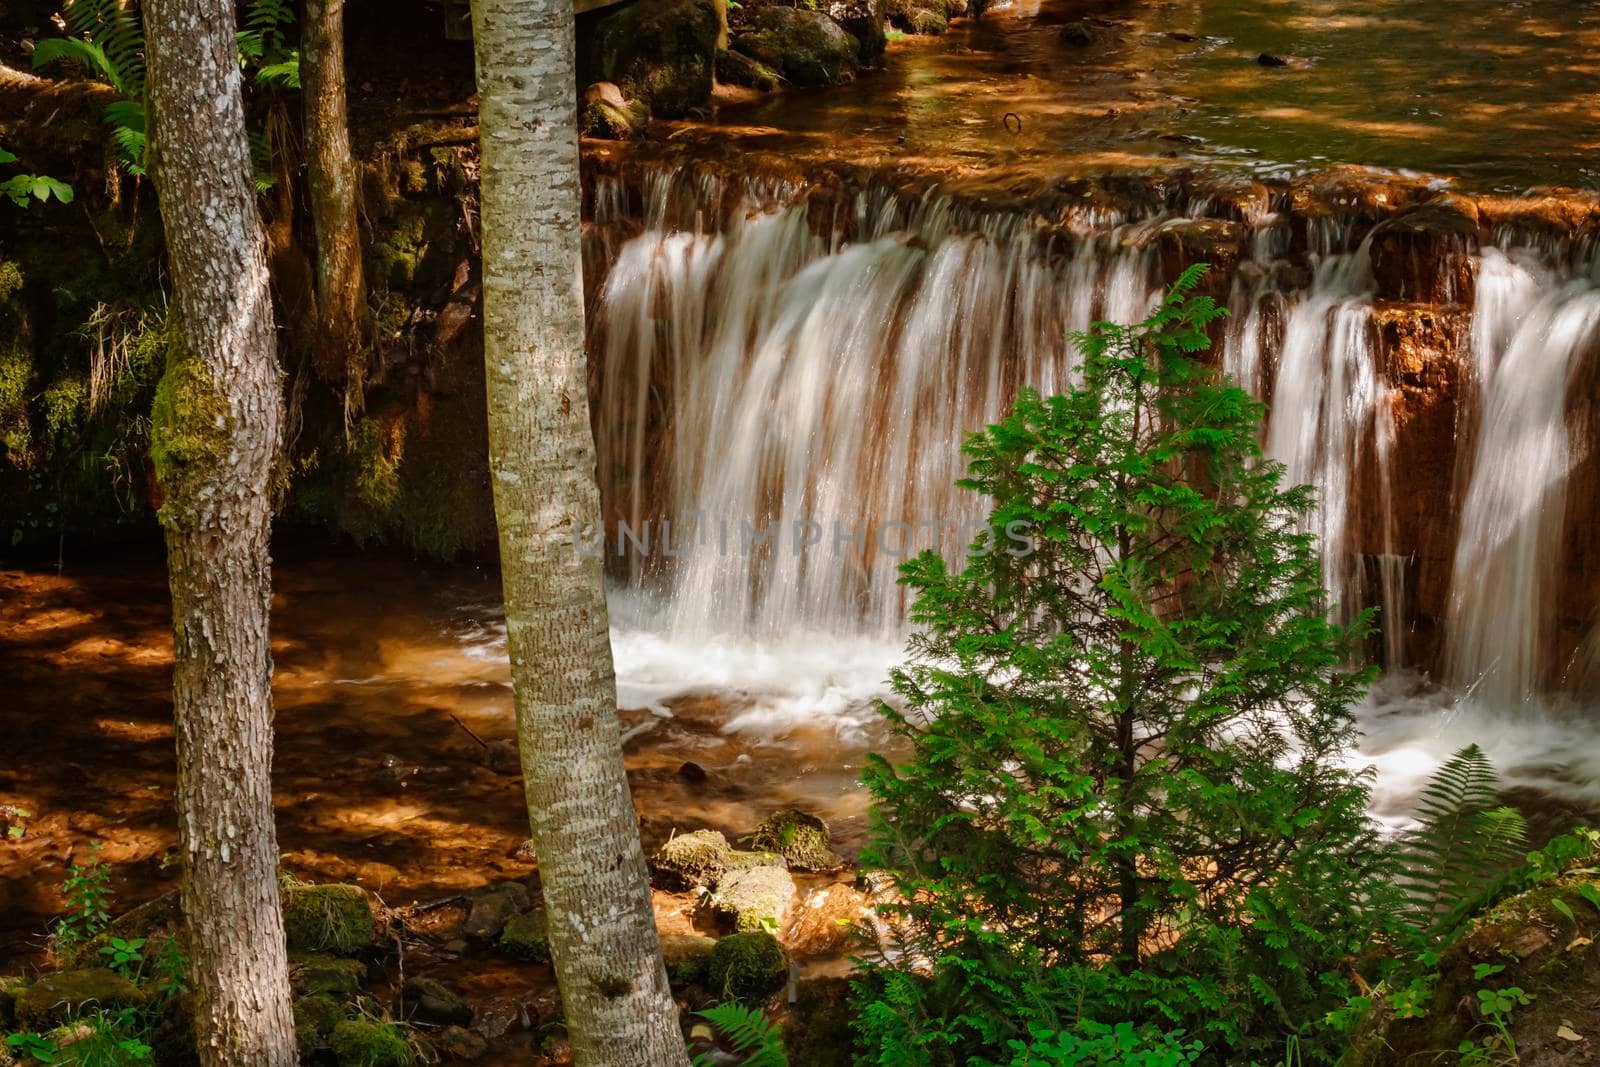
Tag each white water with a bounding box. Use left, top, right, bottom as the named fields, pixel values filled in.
left=573, top=171, right=1600, bottom=819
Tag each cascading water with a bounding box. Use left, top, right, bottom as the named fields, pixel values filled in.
left=567, top=167, right=1600, bottom=814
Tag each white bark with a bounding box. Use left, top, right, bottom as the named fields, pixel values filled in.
left=469, top=0, right=691, bottom=1062
left=144, top=0, right=297, bottom=1063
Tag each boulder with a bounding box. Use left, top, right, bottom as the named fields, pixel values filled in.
left=651, top=829, right=782, bottom=890
left=732, top=8, right=861, bottom=88
left=706, top=931, right=789, bottom=1001
left=402, top=975, right=473, bottom=1027
left=710, top=865, right=796, bottom=934
left=498, top=910, right=551, bottom=963
left=1060, top=19, right=1093, bottom=45
left=747, top=809, right=841, bottom=871
left=581, top=82, right=649, bottom=140
left=659, top=933, right=718, bottom=988
left=463, top=881, right=531, bottom=942
left=14, top=968, right=145, bottom=1030
left=826, top=0, right=886, bottom=65
left=292, top=954, right=367, bottom=1000
left=293, top=993, right=344, bottom=1056
left=330, top=1018, right=416, bottom=1067
left=1369, top=199, right=1480, bottom=304
left=588, top=0, right=721, bottom=118
left=281, top=883, right=375, bottom=954
left=716, top=48, right=781, bottom=92
left=438, top=1025, right=488, bottom=1061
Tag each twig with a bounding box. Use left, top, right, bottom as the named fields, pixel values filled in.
left=449, top=713, right=489, bottom=750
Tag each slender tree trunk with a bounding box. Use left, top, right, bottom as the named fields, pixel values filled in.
left=469, top=0, right=690, bottom=1063
left=301, top=0, right=368, bottom=417
left=144, top=2, right=297, bottom=1064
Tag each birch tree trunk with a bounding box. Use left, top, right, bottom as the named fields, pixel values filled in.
left=301, top=0, right=368, bottom=414
left=144, top=1, right=297, bottom=1063
left=469, top=0, right=690, bottom=1062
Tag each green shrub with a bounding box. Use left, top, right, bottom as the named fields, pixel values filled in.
left=858, top=267, right=1386, bottom=1064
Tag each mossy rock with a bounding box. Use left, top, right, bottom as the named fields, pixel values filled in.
left=294, top=953, right=367, bottom=999
left=0, top=975, right=27, bottom=1030
left=78, top=891, right=182, bottom=964
left=401, top=975, right=473, bottom=1027
left=711, top=865, right=796, bottom=934
left=748, top=809, right=842, bottom=871
left=464, top=882, right=531, bottom=942
left=330, top=1018, right=419, bottom=1067
left=588, top=0, right=720, bottom=118
left=14, top=968, right=146, bottom=1030
left=732, top=8, right=862, bottom=88
left=652, top=829, right=782, bottom=890
left=707, top=931, right=789, bottom=1001
left=498, top=910, right=551, bottom=963
left=660, top=933, right=718, bottom=988
left=282, top=883, right=375, bottom=954
left=716, top=48, right=781, bottom=92
left=294, top=992, right=345, bottom=1055
left=437, top=1024, right=487, bottom=1061
left=786, top=976, right=856, bottom=1067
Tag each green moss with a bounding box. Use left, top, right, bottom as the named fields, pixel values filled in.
left=0, top=343, right=33, bottom=460
left=149, top=338, right=232, bottom=526
left=786, top=976, right=856, bottom=1067
left=748, top=809, right=841, bottom=871
left=295, top=954, right=367, bottom=999
left=660, top=933, right=717, bottom=988
left=707, top=931, right=788, bottom=1001
left=282, top=883, right=375, bottom=955
left=349, top=417, right=404, bottom=514
left=330, top=1018, right=418, bottom=1067
left=14, top=968, right=146, bottom=1030
left=294, top=992, right=345, bottom=1054
left=498, top=910, right=551, bottom=963
left=41, top=373, right=87, bottom=445
left=0, top=261, right=23, bottom=302
left=0, top=974, right=28, bottom=1030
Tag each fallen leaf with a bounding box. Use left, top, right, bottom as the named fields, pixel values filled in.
left=1556, top=1024, right=1583, bottom=1042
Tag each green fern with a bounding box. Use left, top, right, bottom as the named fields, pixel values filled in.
left=691, top=1003, right=788, bottom=1067
left=1397, top=744, right=1527, bottom=941
left=32, top=0, right=147, bottom=174
left=238, top=0, right=300, bottom=88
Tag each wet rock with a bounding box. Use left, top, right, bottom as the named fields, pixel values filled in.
left=716, top=48, right=781, bottom=92
left=732, top=8, right=861, bottom=89
left=14, top=968, right=146, bottom=1029
left=1256, top=52, right=1289, bottom=67
left=1369, top=199, right=1479, bottom=304
left=659, top=932, right=718, bottom=987
left=478, top=738, right=521, bottom=774
left=785, top=976, right=856, bottom=1067
left=331, top=1018, right=416, bottom=1067
left=827, top=0, right=886, bottom=65
left=282, top=883, right=375, bottom=954
left=0, top=974, right=26, bottom=1029
left=581, top=82, right=649, bottom=141
left=710, top=865, right=796, bottom=933
left=883, top=0, right=947, bottom=36
left=463, top=881, right=531, bottom=942
left=747, top=809, right=842, bottom=871
left=588, top=0, right=721, bottom=118
left=1059, top=20, right=1093, bottom=46
left=293, top=954, right=367, bottom=1000
left=784, top=883, right=872, bottom=957
left=651, top=828, right=783, bottom=890
left=1156, top=218, right=1245, bottom=298
left=498, top=910, right=551, bottom=963
left=438, top=1025, right=488, bottom=1061
left=403, top=975, right=474, bottom=1026
left=676, top=760, right=710, bottom=784
left=293, top=992, right=344, bottom=1056
left=707, top=931, right=789, bottom=1000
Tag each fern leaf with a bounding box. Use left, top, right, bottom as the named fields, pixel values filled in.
left=695, top=1003, right=788, bottom=1067
left=32, top=36, right=113, bottom=83
left=256, top=55, right=301, bottom=90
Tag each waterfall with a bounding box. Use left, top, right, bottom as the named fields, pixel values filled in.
left=1446, top=246, right=1600, bottom=706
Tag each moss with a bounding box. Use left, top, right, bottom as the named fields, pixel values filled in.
left=498, top=910, right=551, bottom=963
left=282, top=883, right=375, bottom=954
left=41, top=373, right=87, bottom=445
left=14, top=968, right=146, bottom=1030
left=732, top=8, right=861, bottom=87
left=653, top=829, right=784, bottom=890
left=786, top=976, right=856, bottom=1067
left=437, top=1025, right=487, bottom=1061
left=588, top=0, right=720, bottom=118
left=149, top=338, right=232, bottom=526
left=748, top=809, right=841, bottom=871
left=0, top=974, right=27, bottom=1030
left=0, top=261, right=23, bottom=302
left=711, top=865, right=796, bottom=934
left=707, top=931, right=789, bottom=1001
left=349, top=417, right=404, bottom=515
left=660, top=933, right=717, bottom=988
left=907, top=6, right=948, bottom=34
left=715, top=48, right=781, bottom=92
left=295, top=954, right=367, bottom=999
left=330, top=1019, right=418, bottom=1067
left=294, top=992, right=345, bottom=1054
left=0, top=343, right=33, bottom=461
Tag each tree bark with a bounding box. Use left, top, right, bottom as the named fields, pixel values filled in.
left=144, top=1, right=297, bottom=1064
left=469, top=0, right=691, bottom=1063
left=301, top=0, right=368, bottom=413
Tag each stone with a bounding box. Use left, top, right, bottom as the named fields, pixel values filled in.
left=706, top=931, right=789, bottom=1000
left=716, top=49, right=781, bottom=92
left=293, top=992, right=344, bottom=1055
left=14, top=968, right=145, bottom=1030
left=1060, top=20, right=1093, bottom=45
left=463, top=881, right=531, bottom=941
left=438, top=1025, right=488, bottom=1061
left=732, top=8, right=861, bottom=89
left=1369, top=199, right=1480, bottom=304
left=402, top=975, right=473, bottom=1026
left=498, top=910, right=551, bottom=963
left=282, top=883, right=375, bottom=954
left=330, top=1018, right=416, bottom=1067
left=827, top=0, right=886, bottom=65
left=293, top=954, right=367, bottom=1000
left=652, top=829, right=783, bottom=890
left=588, top=0, right=721, bottom=118
left=659, top=933, right=718, bottom=987
left=1256, top=52, right=1289, bottom=66
left=581, top=82, right=649, bottom=140
left=747, top=809, right=842, bottom=871
left=784, top=883, right=873, bottom=957
left=677, top=760, right=710, bottom=783
left=710, top=865, right=796, bottom=934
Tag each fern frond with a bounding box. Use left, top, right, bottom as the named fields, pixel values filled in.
left=31, top=36, right=113, bottom=83
left=58, top=0, right=146, bottom=98
left=256, top=55, right=301, bottom=90
left=692, top=1003, right=788, bottom=1067
left=1396, top=744, right=1527, bottom=941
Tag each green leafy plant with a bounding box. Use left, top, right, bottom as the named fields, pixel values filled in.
left=0, top=147, right=73, bottom=208
left=97, top=936, right=145, bottom=980
left=691, top=1003, right=787, bottom=1067
left=0, top=803, right=31, bottom=840
left=1395, top=744, right=1527, bottom=942
left=237, top=0, right=300, bottom=88
left=859, top=266, right=1385, bottom=1065
left=54, top=842, right=113, bottom=954
left=31, top=0, right=147, bottom=173
left=6, top=1008, right=152, bottom=1065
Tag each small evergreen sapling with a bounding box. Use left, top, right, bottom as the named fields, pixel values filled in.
left=861, top=266, right=1384, bottom=1063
